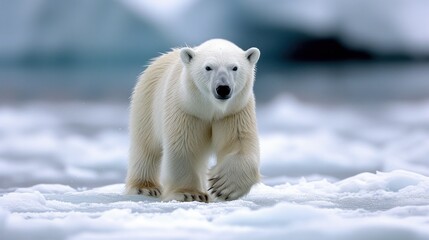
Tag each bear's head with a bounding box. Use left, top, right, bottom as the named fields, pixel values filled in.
left=180, top=39, right=260, bottom=106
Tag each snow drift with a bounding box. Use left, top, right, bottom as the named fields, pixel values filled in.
left=1, top=171, right=429, bottom=240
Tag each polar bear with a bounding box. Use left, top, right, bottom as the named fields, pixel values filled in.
left=125, top=39, right=260, bottom=202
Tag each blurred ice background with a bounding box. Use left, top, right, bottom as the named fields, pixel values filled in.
left=1, top=0, right=429, bottom=239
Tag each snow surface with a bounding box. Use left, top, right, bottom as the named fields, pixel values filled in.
left=1, top=96, right=429, bottom=239
left=1, top=171, right=429, bottom=240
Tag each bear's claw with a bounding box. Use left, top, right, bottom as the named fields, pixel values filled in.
left=182, top=192, right=209, bottom=203
left=208, top=174, right=250, bottom=201
left=165, top=191, right=209, bottom=203
left=137, top=187, right=161, bottom=198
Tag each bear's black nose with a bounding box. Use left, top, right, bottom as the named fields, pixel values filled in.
left=216, top=85, right=231, bottom=99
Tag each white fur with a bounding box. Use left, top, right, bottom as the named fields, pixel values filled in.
left=125, top=39, right=261, bottom=202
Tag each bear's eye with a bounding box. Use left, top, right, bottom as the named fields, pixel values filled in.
left=232, top=66, right=238, bottom=71
left=205, top=66, right=212, bottom=71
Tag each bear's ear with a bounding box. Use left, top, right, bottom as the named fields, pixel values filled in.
left=180, top=47, right=195, bottom=64
left=245, top=47, right=260, bottom=65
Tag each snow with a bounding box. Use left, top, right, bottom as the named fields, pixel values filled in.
left=1, top=96, right=429, bottom=239
left=1, top=171, right=429, bottom=239
left=258, top=96, right=429, bottom=183
left=0, top=103, right=128, bottom=188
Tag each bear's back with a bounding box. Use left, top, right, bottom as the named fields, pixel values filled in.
left=142, top=49, right=181, bottom=83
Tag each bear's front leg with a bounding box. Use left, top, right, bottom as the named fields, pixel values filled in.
left=161, top=110, right=211, bottom=203
left=210, top=101, right=260, bottom=201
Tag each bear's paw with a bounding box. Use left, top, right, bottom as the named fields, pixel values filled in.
left=208, top=176, right=250, bottom=201
left=125, top=181, right=162, bottom=198
left=208, top=159, right=259, bottom=201
left=163, top=190, right=209, bottom=203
